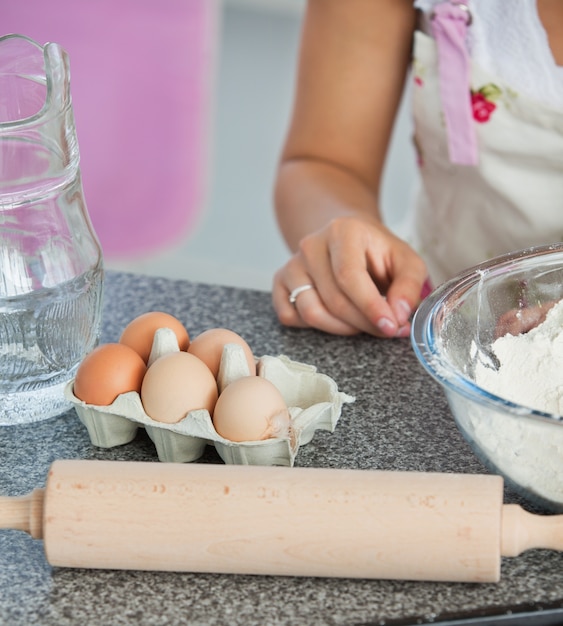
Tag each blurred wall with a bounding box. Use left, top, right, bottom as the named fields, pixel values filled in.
left=3, top=1, right=219, bottom=259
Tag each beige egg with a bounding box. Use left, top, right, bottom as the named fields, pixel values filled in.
left=141, top=352, right=218, bottom=424
left=212, top=376, right=291, bottom=442
left=187, top=328, right=256, bottom=378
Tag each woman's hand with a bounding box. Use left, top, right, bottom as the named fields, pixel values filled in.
left=272, top=215, right=427, bottom=337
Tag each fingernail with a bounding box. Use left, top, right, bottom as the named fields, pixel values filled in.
left=395, top=299, right=412, bottom=326
left=376, top=317, right=397, bottom=336
left=396, top=324, right=411, bottom=338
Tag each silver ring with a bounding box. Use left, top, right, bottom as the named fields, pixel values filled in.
left=289, top=284, right=314, bottom=305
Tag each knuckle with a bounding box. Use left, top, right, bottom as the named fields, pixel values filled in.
left=297, top=234, right=317, bottom=259
left=277, top=308, right=299, bottom=326
left=333, top=264, right=357, bottom=287
left=298, top=303, right=327, bottom=329
left=327, top=292, right=352, bottom=319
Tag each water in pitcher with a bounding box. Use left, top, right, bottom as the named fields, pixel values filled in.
left=0, top=268, right=103, bottom=423
left=0, top=34, right=104, bottom=425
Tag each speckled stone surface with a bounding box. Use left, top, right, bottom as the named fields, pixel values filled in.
left=1, top=271, right=562, bottom=626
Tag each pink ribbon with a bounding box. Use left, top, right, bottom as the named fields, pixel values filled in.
left=431, top=1, right=478, bottom=166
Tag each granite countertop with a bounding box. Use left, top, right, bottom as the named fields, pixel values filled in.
left=1, top=271, right=562, bottom=626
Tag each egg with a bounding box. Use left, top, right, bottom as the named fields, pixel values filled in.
left=141, top=351, right=218, bottom=424
left=187, top=328, right=256, bottom=378
left=212, top=376, right=291, bottom=442
left=73, top=343, right=147, bottom=406
left=119, top=311, right=190, bottom=363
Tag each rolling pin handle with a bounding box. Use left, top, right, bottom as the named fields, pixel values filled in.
left=0, top=489, right=44, bottom=539
left=501, top=504, right=563, bottom=557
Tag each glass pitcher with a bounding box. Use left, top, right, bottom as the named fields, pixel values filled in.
left=0, top=34, right=104, bottom=425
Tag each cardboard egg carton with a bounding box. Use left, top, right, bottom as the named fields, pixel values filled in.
left=65, top=328, right=355, bottom=466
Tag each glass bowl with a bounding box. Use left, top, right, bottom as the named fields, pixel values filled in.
left=411, top=243, right=563, bottom=512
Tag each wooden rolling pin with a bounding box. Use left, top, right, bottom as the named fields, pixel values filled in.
left=1, top=460, right=562, bottom=583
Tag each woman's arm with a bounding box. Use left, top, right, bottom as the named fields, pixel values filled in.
left=273, top=0, right=426, bottom=336
left=276, top=0, right=416, bottom=245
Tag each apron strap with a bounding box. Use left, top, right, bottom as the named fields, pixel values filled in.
left=431, top=1, right=478, bottom=166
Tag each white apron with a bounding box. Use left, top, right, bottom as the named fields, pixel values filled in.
left=410, top=4, right=563, bottom=288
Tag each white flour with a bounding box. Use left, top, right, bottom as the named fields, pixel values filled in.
left=476, top=299, right=563, bottom=415
left=465, top=299, right=563, bottom=508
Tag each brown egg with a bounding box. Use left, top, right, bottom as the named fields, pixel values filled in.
left=119, top=311, right=190, bottom=363
left=212, top=376, right=291, bottom=442
left=187, top=328, right=256, bottom=378
left=141, top=351, right=218, bottom=424
left=73, top=343, right=147, bottom=406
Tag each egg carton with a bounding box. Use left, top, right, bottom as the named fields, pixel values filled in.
left=65, top=328, right=355, bottom=466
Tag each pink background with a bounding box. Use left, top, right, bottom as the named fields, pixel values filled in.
left=3, top=1, right=217, bottom=258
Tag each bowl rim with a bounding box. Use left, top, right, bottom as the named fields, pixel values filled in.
left=411, top=243, right=563, bottom=426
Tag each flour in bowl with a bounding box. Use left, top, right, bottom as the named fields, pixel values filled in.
left=476, top=299, right=563, bottom=415
left=467, top=299, right=563, bottom=508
